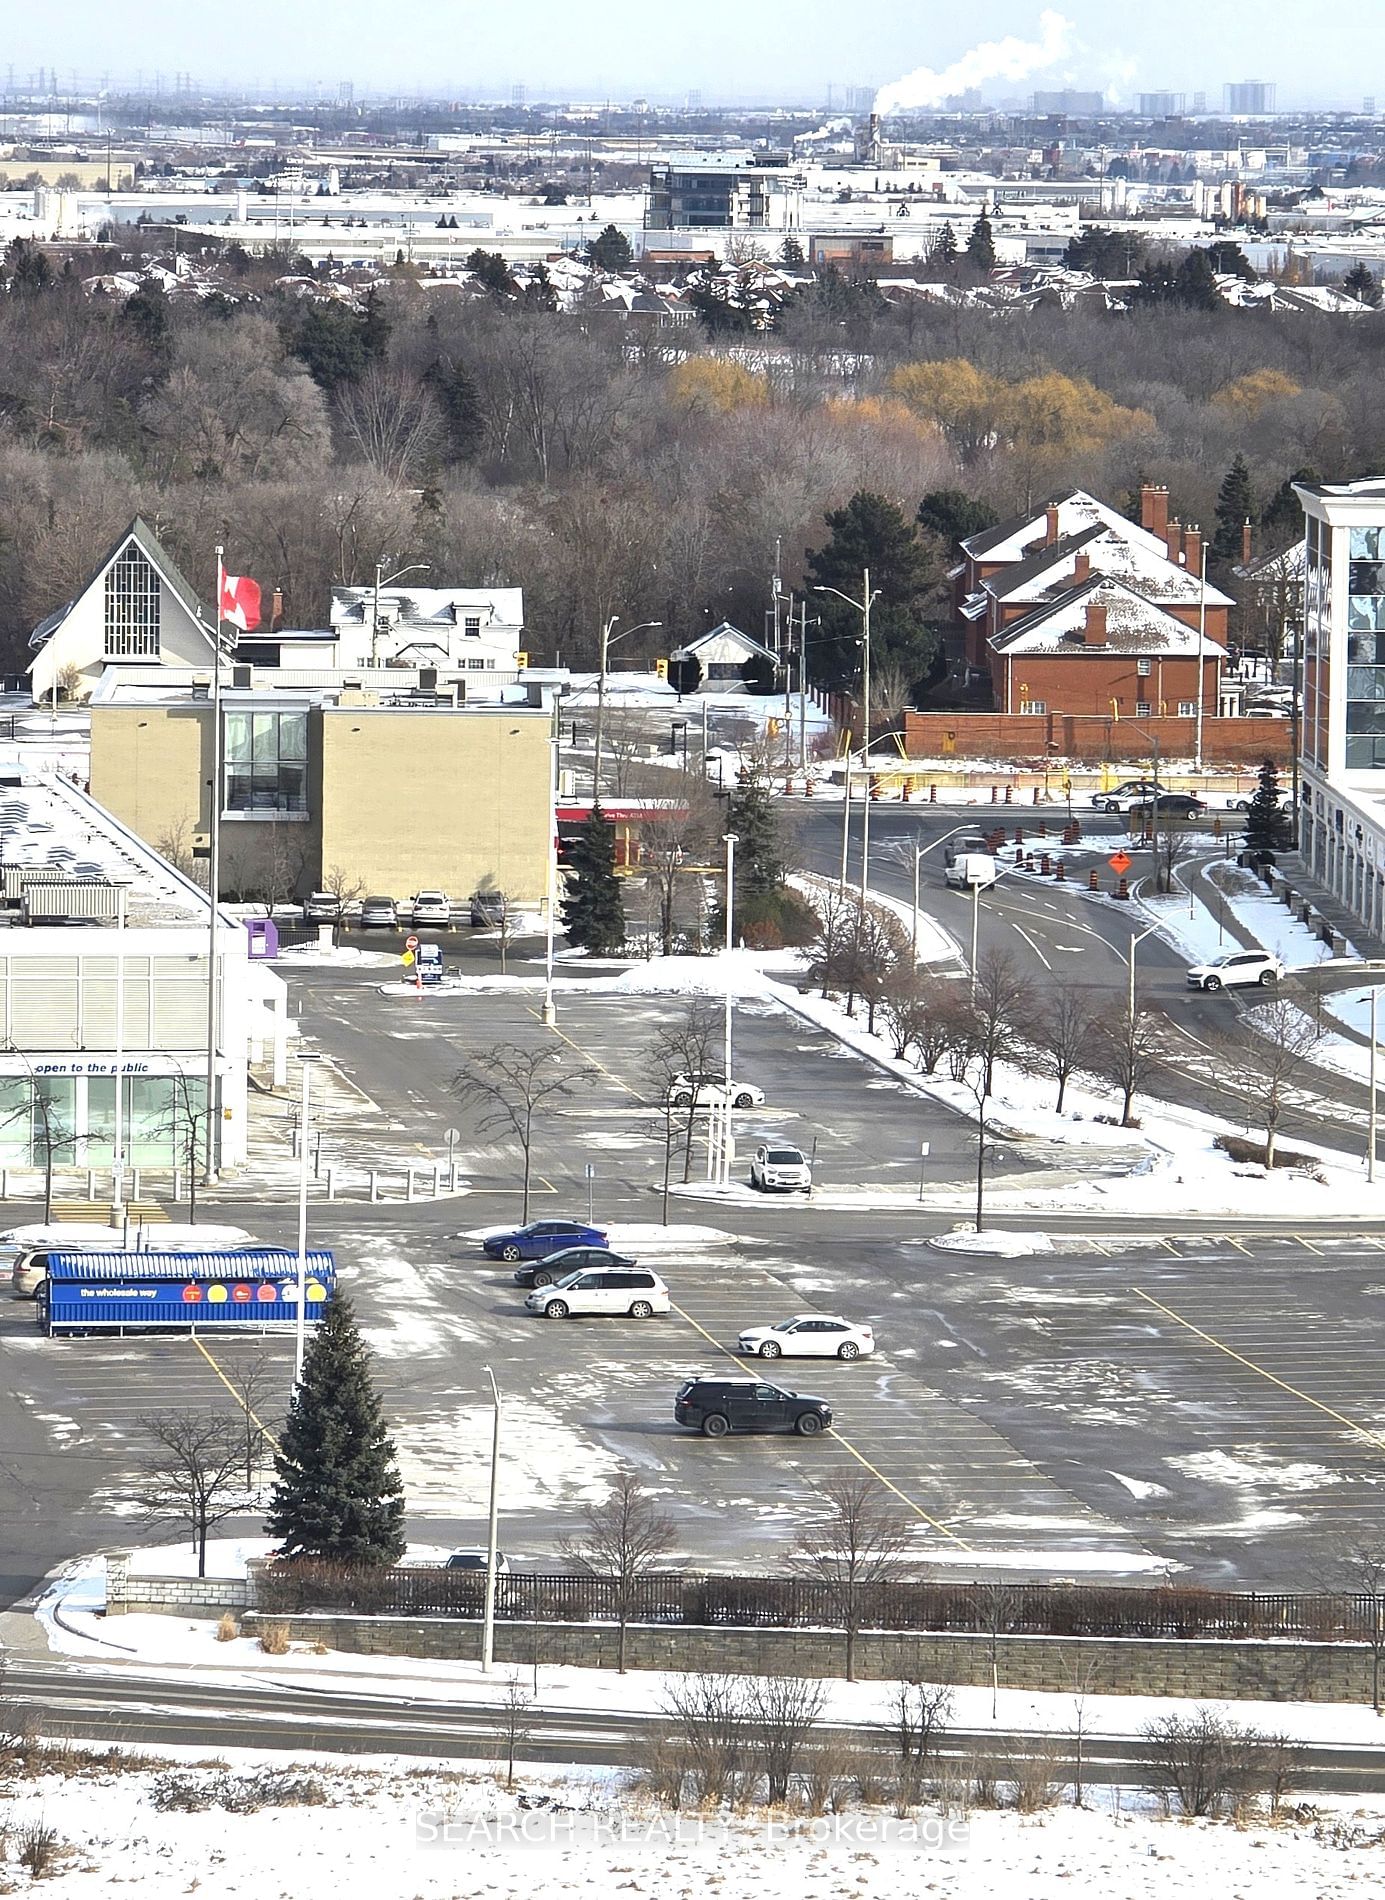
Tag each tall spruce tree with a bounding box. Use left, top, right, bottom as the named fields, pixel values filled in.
left=965, top=212, right=997, bottom=271
left=1243, top=757, right=1294, bottom=858
left=560, top=806, right=626, bottom=955
left=1214, top=453, right=1257, bottom=560
left=930, top=223, right=958, bottom=271
left=267, top=1295, right=407, bottom=1565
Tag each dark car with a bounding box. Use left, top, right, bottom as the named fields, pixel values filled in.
left=511, top=1245, right=635, bottom=1289
left=1127, top=794, right=1206, bottom=822
left=470, top=889, right=508, bottom=927
left=482, top=1218, right=609, bottom=1263
left=673, top=1377, right=833, bottom=1439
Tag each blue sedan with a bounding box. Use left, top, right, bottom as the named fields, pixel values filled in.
left=482, top=1218, right=609, bottom=1263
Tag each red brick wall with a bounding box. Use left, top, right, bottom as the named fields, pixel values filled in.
left=901, top=711, right=1292, bottom=767
left=988, top=651, right=1220, bottom=717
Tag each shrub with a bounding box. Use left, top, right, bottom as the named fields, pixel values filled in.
left=215, top=1612, right=239, bottom=1643
left=1214, top=1133, right=1314, bottom=1169
left=17, top=1820, right=62, bottom=1876
left=258, top=1622, right=291, bottom=1656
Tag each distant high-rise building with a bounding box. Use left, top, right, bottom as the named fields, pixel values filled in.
left=1366, top=95, right=1377, bottom=116
left=1031, top=89, right=1104, bottom=115
left=685, top=88, right=701, bottom=110
left=844, top=84, right=873, bottom=113
left=1192, top=90, right=1207, bottom=114
left=1139, top=91, right=1185, bottom=117
left=511, top=83, right=527, bottom=107
left=1224, top=81, right=1276, bottom=115
left=337, top=79, right=354, bottom=105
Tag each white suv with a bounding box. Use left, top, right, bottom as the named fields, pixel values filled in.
left=1186, top=951, right=1284, bottom=992
left=410, top=892, right=452, bottom=927
left=524, top=1266, right=669, bottom=1319
left=750, top=1144, right=812, bottom=1192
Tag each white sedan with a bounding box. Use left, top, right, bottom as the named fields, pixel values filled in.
left=737, top=1314, right=875, bottom=1361
left=668, top=1072, right=766, bottom=1110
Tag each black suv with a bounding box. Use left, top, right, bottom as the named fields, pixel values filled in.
left=674, top=1377, right=833, bottom=1439
left=1128, top=793, right=1206, bottom=822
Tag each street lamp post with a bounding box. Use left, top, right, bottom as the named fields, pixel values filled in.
left=481, top=1364, right=502, bottom=1673
left=371, top=561, right=431, bottom=666
left=721, top=830, right=738, bottom=1186
left=592, top=617, right=662, bottom=799
left=293, top=1050, right=323, bottom=1386
left=543, top=701, right=559, bottom=1028
left=814, top=571, right=877, bottom=909
left=1126, top=924, right=1159, bottom=1025
left=110, top=880, right=129, bottom=1221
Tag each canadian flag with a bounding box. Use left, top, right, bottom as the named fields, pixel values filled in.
left=218, top=571, right=262, bottom=633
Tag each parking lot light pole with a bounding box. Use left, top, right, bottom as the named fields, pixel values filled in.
left=1370, top=988, right=1378, bottom=1184
left=721, top=831, right=738, bottom=1186
left=1126, top=924, right=1159, bottom=1027
left=592, top=617, right=662, bottom=800
left=293, top=1051, right=324, bottom=1386
left=542, top=700, right=559, bottom=1028
left=814, top=572, right=877, bottom=909
left=481, top=1365, right=502, bottom=1673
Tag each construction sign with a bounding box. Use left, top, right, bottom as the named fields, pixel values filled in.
left=1108, top=850, right=1132, bottom=876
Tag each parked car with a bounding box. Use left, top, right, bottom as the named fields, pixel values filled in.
left=673, top=1377, right=833, bottom=1438
left=1127, top=794, right=1206, bottom=823
left=749, top=1144, right=812, bottom=1193
left=302, top=891, right=341, bottom=925
left=944, top=852, right=999, bottom=890
left=409, top=891, right=452, bottom=927
left=482, top=1219, right=609, bottom=1264
left=1228, top=788, right=1290, bottom=812
left=737, top=1315, right=875, bottom=1361
left=1186, top=950, right=1284, bottom=992
left=525, top=1266, right=669, bottom=1320
left=511, top=1245, right=635, bottom=1288
left=359, top=894, right=399, bottom=929
left=470, top=889, right=508, bottom=927
left=1092, top=780, right=1162, bottom=813
left=668, top=1071, right=765, bottom=1110
left=444, top=1548, right=510, bottom=1574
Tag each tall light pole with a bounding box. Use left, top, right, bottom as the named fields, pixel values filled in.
left=1195, top=540, right=1208, bottom=773
left=370, top=561, right=430, bottom=666
left=110, top=879, right=129, bottom=1219
left=542, top=698, right=559, bottom=1028
left=592, top=617, right=662, bottom=799
left=721, top=830, right=738, bottom=1186
left=1126, top=924, right=1159, bottom=1026
left=293, top=1051, right=323, bottom=1385
left=204, top=547, right=228, bottom=1186
left=481, top=1364, right=502, bottom=1673
left=1370, top=988, right=1378, bottom=1185
left=814, top=570, right=877, bottom=908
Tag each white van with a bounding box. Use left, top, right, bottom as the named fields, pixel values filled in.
left=7, top=1222, right=254, bottom=1299
left=944, top=852, right=999, bottom=890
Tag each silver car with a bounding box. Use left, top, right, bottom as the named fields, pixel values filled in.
left=359, top=894, right=398, bottom=929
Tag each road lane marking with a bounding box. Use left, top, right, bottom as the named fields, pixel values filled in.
left=1131, top=1287, right=1385, bottom=1455
left=1010, top=924, right=1052, bottom=970
left=526, top=1008, right=642, bottom=1097
left=668, top=1299, right=972, bottom=1547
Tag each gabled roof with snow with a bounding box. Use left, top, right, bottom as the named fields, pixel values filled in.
left=670, top=620, right=778, bottom=663
left=960, top=491, right=1171, bottom=566
left=990, top=575, right=1227, bottom=659
left=986, top=524, right=1235, bottom=611
left=29, top=516, right=210, bottom=655
left=1234, top=540, right=1306, bottom=584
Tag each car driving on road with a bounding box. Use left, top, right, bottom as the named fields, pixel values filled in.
left=510, top=1245, right=635, bottom=1288
left=1092, top=780, right=1161, bottom=813
left=749, top=1144, right=812, bottom=1192
left=668, top=1072, right=765, bottom=1109
left=736, top=1314, right=875, bottom=1360
left=481, top=1219, right=608, bottom=1263
left=525, top=1266, right=669, bottom=1319
left=673, top=1377, right=833, bottom=1438
left=1186, top=950, right=1284, bottom=992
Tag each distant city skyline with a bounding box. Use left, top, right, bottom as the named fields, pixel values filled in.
left=6, top=2, right=1385, bottom=113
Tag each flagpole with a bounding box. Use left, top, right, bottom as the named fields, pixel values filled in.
left=204, top=546, right=224, bottom=1187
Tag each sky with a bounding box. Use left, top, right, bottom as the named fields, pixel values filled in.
left=9, top=2, right=1385, bottom=111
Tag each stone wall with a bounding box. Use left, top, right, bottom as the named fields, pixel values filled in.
left=901, top=711, right=1292, bottom=767
left=104, top=1551, right=248, bottom=1620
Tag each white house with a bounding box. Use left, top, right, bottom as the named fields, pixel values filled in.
left=321, top=584, right=525, bottom=679
left=668, top=620, right=779, bottom=693
left=29, top=517, right=217, bottom=704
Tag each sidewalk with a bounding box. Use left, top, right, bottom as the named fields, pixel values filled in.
left=1271, top=849, right=1385, bottom=961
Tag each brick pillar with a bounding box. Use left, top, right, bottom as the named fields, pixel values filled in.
left=105, top=1549, right=132, bottom=1616
left=245, top=1559, right=272, bottom=1611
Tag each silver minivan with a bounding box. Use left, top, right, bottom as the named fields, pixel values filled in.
left=524, top=1267, right=669, bottom=1320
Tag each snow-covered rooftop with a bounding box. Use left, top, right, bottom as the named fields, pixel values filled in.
left=992, top=576, right=1227, bottom=657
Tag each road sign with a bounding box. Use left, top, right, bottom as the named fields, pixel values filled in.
left=405, top=934, right=419, bottom=950
left=1108, top=850, right=1132, bottom=876
left=584, top=1163, right=596, bottom=1180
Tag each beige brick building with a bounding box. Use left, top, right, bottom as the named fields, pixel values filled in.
left=90, top=682, right=552, bottom=906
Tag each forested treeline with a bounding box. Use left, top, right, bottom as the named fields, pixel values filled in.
left=1, top=240, right=1382, bottom=684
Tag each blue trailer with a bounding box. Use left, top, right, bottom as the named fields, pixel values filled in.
left=37, top=1249, right=336, bottom=1337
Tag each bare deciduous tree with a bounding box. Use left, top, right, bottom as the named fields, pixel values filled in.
left=336, top=364, right=444, bottom=484
left=451, top=1042, right=594, bottom=1221
left=1216, top=996, right=1324, bottom=1167
left=496, top=1671, right=535, bottom=1790
left=630, top=766, right=720, bottom=955
left=559, top=1470, right=677, bottom=1673
left=1092, top=1003, right=1169, bottom=1127
left=646, top=999, right=723, bottom=1201
left=791, top=1473, right=916, bottom=1681
left=136, top=1411, right=247, bottom=1578
left=970, top=947, right=1032, bottom=1096
left=1029, top=981, right=1104, bottom=1113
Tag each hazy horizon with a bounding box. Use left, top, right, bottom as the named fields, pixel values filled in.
left=6, top=3, right=1384, bottom=113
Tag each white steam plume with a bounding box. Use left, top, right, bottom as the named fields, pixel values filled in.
left=874, top=10, right=1074, bottom=115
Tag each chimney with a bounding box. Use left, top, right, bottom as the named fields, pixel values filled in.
left=1084, top=601, right=1108, bottom=646
left=1183, top=524, right=1203, bottom=576
left=1140, top=483, right=1169, bottom=539
left=1241, top=517, right=1253, bottom=567
left=1165, top=518, right=1184, bottom=565
left=1073, top=552, right=1091, bottom=583
left=270, top=587, right=284, bottom=632
left=1045, top=503, right=1060, bottom=545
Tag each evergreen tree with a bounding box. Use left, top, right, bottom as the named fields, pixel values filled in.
left=1214, top=453, right=1257, bottom=560
left=267, top=1295, right=407, bottom=1565
left=806, top=491, right=939, bottom=695
left=779, top=234, right=805, bottom=266
left=585, top=223, right=634, bottom=271
left=559, top=806, right=626, bottom=955
left=1259, top=465, right=1318, bottom=546
left=1174, top=246, right=1222, bottom=310
left=466, top=248, right=518, bottom=297
left=965, top=212, right=997, bottom=271
left=1243, top=757, right=1294, bottom=858
left=425, top=358, right=485, bottom=462
left=522, top=261, right=559, bottom=311
left=929, top=223, right=958, bottom=271
left=1205, top=240, right=1256, bottom=281
left=120, top=278, right=170, bottom=355
left=1345, top=263, right=1383, bottom=308
left=917, top=489, right=999, bottom=548
left=728, top=778, right=783, bottom=905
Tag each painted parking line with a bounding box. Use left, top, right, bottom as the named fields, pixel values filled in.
left=1225, top=1237, right=1254, bottom=1256
left=192, top=1336, right=280, bottom=1446
left=1297, top=1235, right=1325, bottom=1255
left=1131, top=1286, right=1385, bottom=1456
left=668, top=1297, right=972, bottom=1549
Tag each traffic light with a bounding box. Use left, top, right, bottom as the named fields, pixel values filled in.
left=515, top=651, right=529, bottom=669
left=655, top=658, right=668, bottom=680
